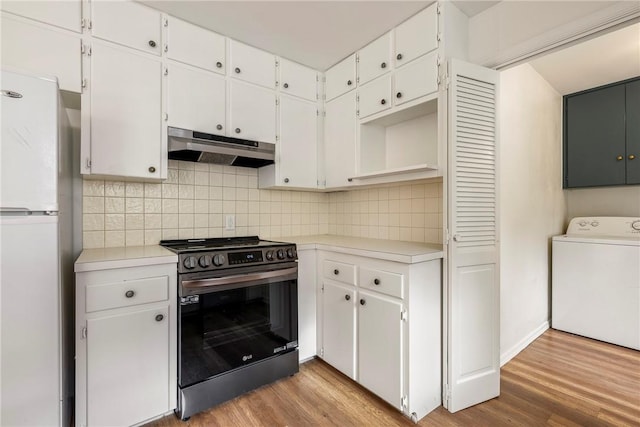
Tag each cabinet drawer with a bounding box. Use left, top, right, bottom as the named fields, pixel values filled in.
left=86, top=276, right=169, bottom=313
left=394, top=51, right=438, bottom=106
left=358, top=32, right=391, bottom=86
left=325, top=54, right=356, bottom=101
left=323, top=260, right=356, bottom=285
left=229, top=40, right=276, bottom=89
left=359, top=268, right=404, bottom=299
left=358, top=75, right=391, bottom=119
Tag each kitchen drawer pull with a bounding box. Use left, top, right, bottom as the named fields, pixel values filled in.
left=396, top=92, right=403, bottom=99
left=381, top=62, right=387, bottom=68
left=155, top=314, right=164, bottom=322
left=617, top=155, right=624, bottom=161
left=216, top=124, right=223, bottom=130
left=630, top=154, right=636, bottom=160
left=235, top=67, right=241, bottom=74
left=235, top=128, right=241, bottom=134
left=380, top=99, right=386, bottom=105
left=347, top=80, right=352, bottom=86
left=148, top=166, right=156, bottom=173
left=216, top=62, right=223, bottom=68
left=125, top=290, right=135, bottom=298
left=396, top=53, right=403, bottom=60
left=333, top=269, right=339, bottom=275
left=345, top=294, right=351, bottom=301
left=360, top=299, right=366, bottom=306
left=148, top=40, right=156, bottom=48
left=283, top=83, right=289, bottom=89
left=374, top=278, right=380, bottom=285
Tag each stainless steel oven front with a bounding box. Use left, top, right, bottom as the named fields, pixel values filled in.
left=176, top=261, right=299, bottom=420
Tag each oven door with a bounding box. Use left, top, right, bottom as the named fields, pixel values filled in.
left=178, top=263, right=298, bottom=388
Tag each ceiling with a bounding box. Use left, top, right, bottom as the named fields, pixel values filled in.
left=529, top=22, right=640, bottom=95
left=139, top=1, right=500, bottom=71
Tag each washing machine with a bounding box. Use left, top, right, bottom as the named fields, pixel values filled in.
left=552, top=216, right=640, bottom=350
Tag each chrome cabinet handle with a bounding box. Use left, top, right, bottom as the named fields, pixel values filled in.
left=216, top=62, right=223, bottom=68
left=148, top=166, right=156, bottom=173
left=216, top=124, right=223, bottom=130
left=283, top=83, right=289, bottom=89
left=235, top=128, right=241, bottom=134
left=125, top=290, right=135, bottom=298
left=284, top=178, right=290, bottom=183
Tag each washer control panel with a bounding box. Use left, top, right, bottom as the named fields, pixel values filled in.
left=566, top=217, right=640, bottom=236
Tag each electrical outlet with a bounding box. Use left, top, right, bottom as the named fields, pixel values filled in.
left=225, top=214, right=235, bottom=231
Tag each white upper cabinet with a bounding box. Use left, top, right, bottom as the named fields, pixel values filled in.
left=394, top=51, right=438, bottom=106
left=1, top=0, right=81, bottom=32
left=167, top=16, right=225, bottom=74
left=277, top=95, right=318, bottom=188
left=324, top=91, right=357, bottom=188
left=229, top=40, right=276, bottom=89
left=358, top=75, right=391, bottom=119
left=325, top=54, right=356, bottom=102
left=91, top=1, right=162, bottom=55
left=278, top=58, right=317, bottom=101
left=358, top=32, right=391, bottom=86
left=394, top=3, right=438, bottom=67
left=1, top=15, right=81, bottom=93
left=167, top=63, right=226, bottom=135
left=229, top=80, right=276, bottom=143
left=85, top=42, right=163, bottom=179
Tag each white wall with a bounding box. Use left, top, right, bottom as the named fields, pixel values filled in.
left=566, top=186, right=640, bottom=219
left=499, top=64, right=566, bottom=365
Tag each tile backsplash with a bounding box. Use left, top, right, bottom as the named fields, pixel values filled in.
left=82, top=161, right=443, bottom=249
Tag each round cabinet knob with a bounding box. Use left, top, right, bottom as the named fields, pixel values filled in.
left=283, top=83, right=289, bottom=89
left=213, top=254, right=225, bottom=266
left=148, top=40, right=157, bottom=48
left=198, top=255, right=211, bottom=268
left=284, top=178, right=290, bottom=183
left=266, top=250, right=274, bottom=261
left=216, top=124, right=223, bottom=131
left=381, top=62, right=387, bottom=68
left=286, top=248, right=295, bottom=258
left=347, top=80, right=352, bottom=86
left=155, top=314, right=164, bottom=322
left=630, top=154, right=636, bottom=160
left=380, top=99, right=386, bottom=105
left=374, top=278, right=380, bottom=285
left=235, top=67, right=241, bottom=74
left=632, top=220, right=640, bottom=231
left=277, top=249, right=285, bottom=260
left=183, top=256, right=197, bottom=269
left=396, top=53, right=403, bottom=60
left=125, top=290, right=135, bottom=298
left=360, top=299, right=366, bottom=306
left=345, top=294, right=351, bottom=301
left=396, top=92, right=403, bottom=99
left=235, top=128, right=241, bottom=134
left=333, top=269, right=339, bottom=275
left=148, top=166, right=156, bottom=173
left=617, top=155, right=624, bottom=161
left=216, top=62, right=223, bottom=68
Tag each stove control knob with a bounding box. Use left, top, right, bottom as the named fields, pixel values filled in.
left=632, top=220, right=640, bottom=231
left=286, top=247, right=296, bottom=258
left=277, top=249, right=285, bottom=260
left=198, top=255, right=211, bottom=268
left=213, top=254, right=226, bottom=266
left=266, top=250, right=274, bottom=261
left=183, top=256, right=197, bottom=269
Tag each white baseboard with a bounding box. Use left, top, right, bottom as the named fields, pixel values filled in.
left=500, top=320, right=549, bottom=367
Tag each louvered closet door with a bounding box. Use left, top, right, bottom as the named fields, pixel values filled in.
left=446, top=59, right=500, bottom=413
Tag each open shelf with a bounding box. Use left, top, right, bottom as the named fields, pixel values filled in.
left=349, top=163, right=437, bottom=180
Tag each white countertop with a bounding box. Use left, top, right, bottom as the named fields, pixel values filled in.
left=272, top=235, right=443, bottom=264
left=75, top=245, right=178, bottom=272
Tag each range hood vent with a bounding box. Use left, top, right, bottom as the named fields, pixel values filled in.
left=168, top=127, right=275, bottom=168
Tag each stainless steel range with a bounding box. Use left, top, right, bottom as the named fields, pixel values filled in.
left=160, top=236, right=299, bottom=420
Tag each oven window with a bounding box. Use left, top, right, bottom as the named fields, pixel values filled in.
left=179, top=279, right=297, bottom=388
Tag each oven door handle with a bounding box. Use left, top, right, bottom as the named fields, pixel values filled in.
left=181, top=267, right=298, bottom=293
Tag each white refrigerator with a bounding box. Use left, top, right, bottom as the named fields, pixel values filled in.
left=1, top=69, right=73, bottom=427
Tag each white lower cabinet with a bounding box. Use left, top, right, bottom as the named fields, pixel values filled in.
left=316, top=251, right=441, bottom=421
left=76, top=262, right=177, bottom=427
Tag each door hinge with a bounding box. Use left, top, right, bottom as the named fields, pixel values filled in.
left=81, top=78, right=87, bottom=89
left=323, top=111, right=326, bottom=117
left=81, top=327, right=87, bottom=339
left=401, top=395, right=408, bottom=409
left=276, top=135, right=279, bottom=142
left=356, top=76, right=360, bottom=84
left=437, top=55, right=442, bottom=67
left=81, top=19, right=92, bottom=30
left=164, top=44, right=169, bottom=53
left=320, top=348, right=324, bottom=357
left=164, top=17, right=169, bottom=27
left=316, top=109, right=319, bottom=116
left=437, top=32, right=442, bottom=42
left=275, top=59, right=279, bottom=67
left=81, top=44, right=85, bottom=54
left=356, top=94, right=360, bottom=102
left=437, top=2, right=442, bottom=14
left=275, top=80, right=279, bottom=87
left=401, top=309, right=408, bottom=321
left=164, top=113, right=169, bottom=121
left=85, top=158, right=91, bottom=169
left=444, top=384, right=451, bottom=404
left=164, top=67, right=169, bottom=76
left=445, top=228, right=450, bottom=243
left=355, top=53, right=360, bottom=63
left=356, top=110, right=359, bottom=117
left=321, top=284, right=324, bottom=292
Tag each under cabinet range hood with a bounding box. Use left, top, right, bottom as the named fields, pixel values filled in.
left=168, top=127, right=275, bottom=168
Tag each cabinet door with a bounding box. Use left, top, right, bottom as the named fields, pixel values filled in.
left=358, top=75, right=392, bottom=119
left=358, top=291, right=403, bottom=408
left=324, top=92, right=357, bottom=188
left=91, top=0, right=162, bottom=55
left=325, top=54, right=356, bottom=101
left=279, top=58, right=318, bottom=101
left=394, top=51, right=438, bottom=106
left=358, top=32, right=391, bottom=86
left=1, top=15, right=81, bottom=93
left=167, top=16, right=225, bottom=74
left=168, top=64, right=226, bottom=136
left=89, top=42, right=163, bottom=179
left=395, top=3, right=438, bottom=67
left=229, top=80, right=276, bottom=143
left=565, top=84, right=625, bottom=187
left=322, top=282, right=356, bottom=379
left=626, top=80, right=640, bottom=184
left=278, top=95, right=318, bottom=187
left=229, top=40, right=276, bottom=89
left=297, top=250, right=317, bottom=361
left=86, top=305, right=169, bottom=427
left=1, top=0, right=81, bottom=32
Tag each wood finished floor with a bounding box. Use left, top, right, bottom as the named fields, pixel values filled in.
left=148, top=329, right=640, bottom=426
